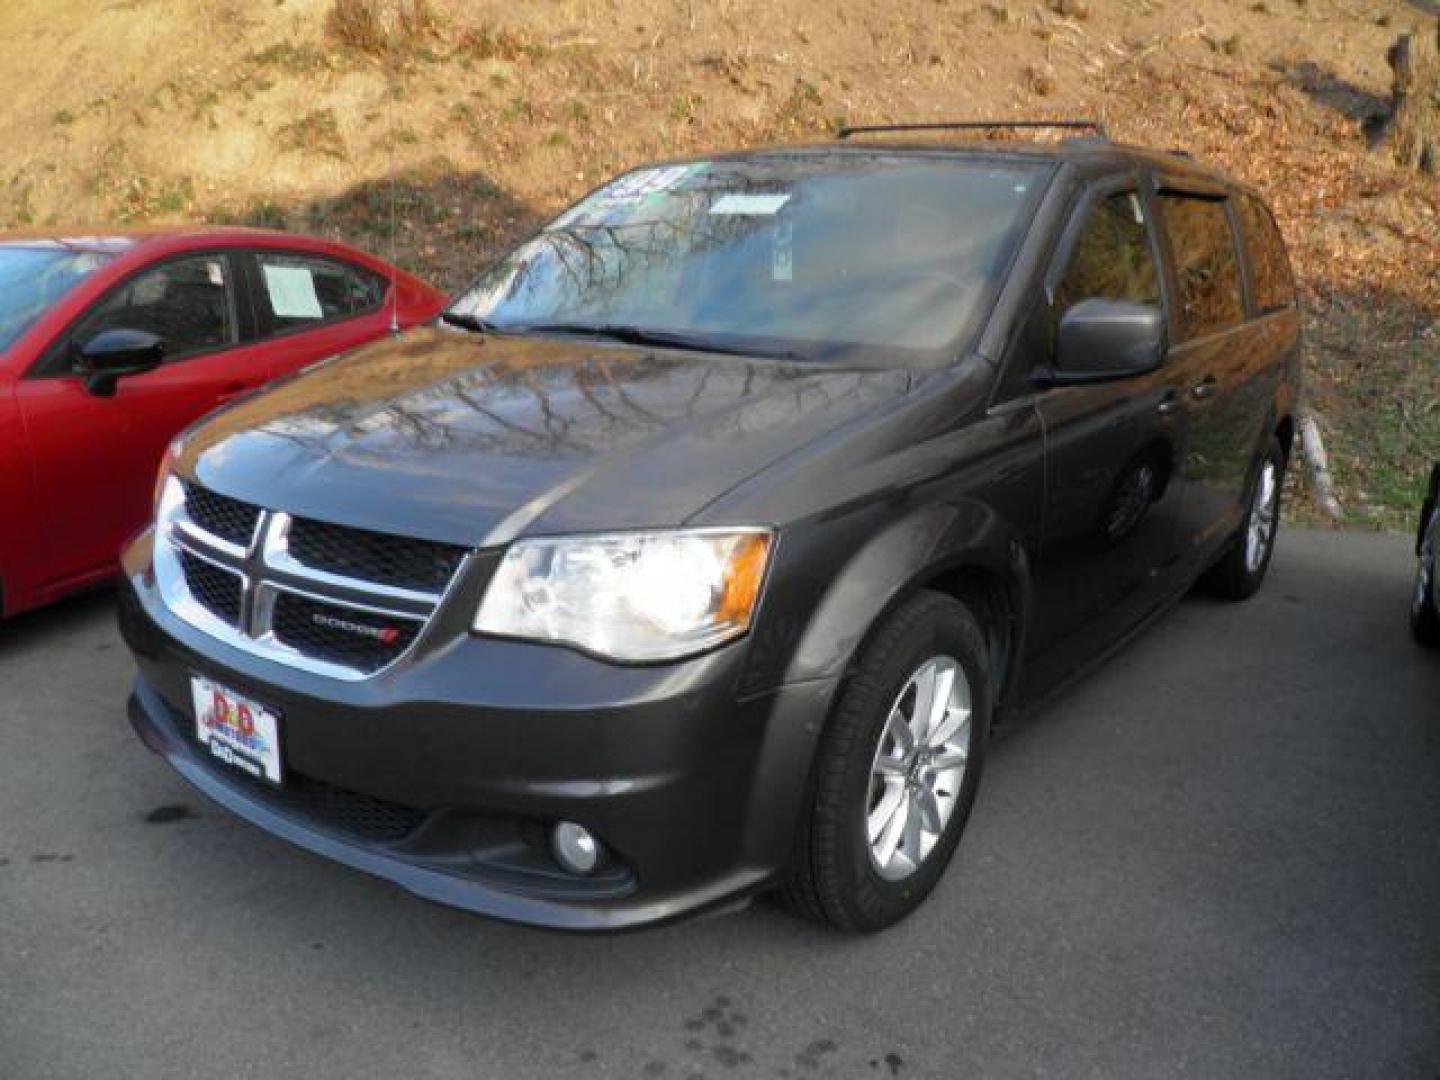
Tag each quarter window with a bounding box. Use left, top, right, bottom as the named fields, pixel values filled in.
left=255, top=253, right=385, bottom=335
left=1053, top=191, right=1160, bottom=316
left=1157, top=194, right=1244, bottom=339
left=1235, top=195, right=1295, bottom=314
left=72, top=254, right=235, bottom=361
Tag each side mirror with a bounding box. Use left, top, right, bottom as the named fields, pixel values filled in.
left=73, top=329, right=165, bottom=397
left=1037, top=299, right=1164, bottom=387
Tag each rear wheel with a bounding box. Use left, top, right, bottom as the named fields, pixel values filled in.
left=783, top=591, right=990, bottom=931
left=1412, top=507, right=1440, bottom=647
left=1200, top=436, right=1285, bottom=601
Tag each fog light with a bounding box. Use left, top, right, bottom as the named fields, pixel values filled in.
left=551, top=821, right=602, bottom=875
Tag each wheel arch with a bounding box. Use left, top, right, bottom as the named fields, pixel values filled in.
left=782, top=501, right=1033, bottom=727
left=921, top=561, right=1025, bottom=723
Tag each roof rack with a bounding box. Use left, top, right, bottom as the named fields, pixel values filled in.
left=836, top=120, right=1109, bottom=141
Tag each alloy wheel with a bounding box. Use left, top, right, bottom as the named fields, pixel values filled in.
left=1244, top=461, right=1279, bottom=573
left=865, top=655, right=972, bottom=882
left=1415, top=516, right=1436, bottom=618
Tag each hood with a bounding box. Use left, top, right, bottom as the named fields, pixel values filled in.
left=177, top=328, right=914, bottom=545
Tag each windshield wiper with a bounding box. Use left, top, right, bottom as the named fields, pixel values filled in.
left=440, top=310, right=503, bottom=334
left=515, top=321, right=804, bottom=361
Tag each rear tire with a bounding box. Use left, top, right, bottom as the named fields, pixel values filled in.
left=783, top=590, right=990, bottom=932
left=1200, top=436, right=1285, bottom=601
left=1412, top=506, right=1440, bottom=647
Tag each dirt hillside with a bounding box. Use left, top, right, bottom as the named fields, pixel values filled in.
left=1, top=0, right=1435, bottom=524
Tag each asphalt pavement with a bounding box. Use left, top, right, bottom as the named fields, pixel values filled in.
left=1, top=527, right=1436, bottom=1080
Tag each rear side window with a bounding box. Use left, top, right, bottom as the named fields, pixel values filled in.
left=71, top=254, right=236, bottom=362
left=1235, top=195, right=1295, bottom=314
left=255, top=253, right=385, bottom=336
left=1157, top=194, right=1244, bottom=340
left=1053, top=192, right=1160, bottom=315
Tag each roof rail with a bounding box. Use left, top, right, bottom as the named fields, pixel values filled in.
left=836, top=120, right=1109, bottom=141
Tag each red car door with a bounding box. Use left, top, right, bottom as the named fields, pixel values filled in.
left=14, top=251, right=275, bottom=592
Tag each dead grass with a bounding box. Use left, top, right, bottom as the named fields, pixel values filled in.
left=247, top=41, right=335, bottom=76
left=453, top=24, right=544, bottom=63
left=0, top=0, right=1434, bottom=522
left=325, top=0, right=439, bottom=58
left=275, top=109, right=347, bottom=160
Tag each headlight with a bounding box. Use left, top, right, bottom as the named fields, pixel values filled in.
left=474, top=529, right=774, bottom=662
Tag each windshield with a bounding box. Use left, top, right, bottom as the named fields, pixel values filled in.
left=448, top=154, right=1049, bottom=363
left=0, top=246, right=113, bottom=352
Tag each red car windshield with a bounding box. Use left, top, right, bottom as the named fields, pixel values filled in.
left=0, top=246, right=114, bottom=351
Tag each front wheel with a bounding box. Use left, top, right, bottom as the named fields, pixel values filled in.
left=1412, top=506, right=1439, bottom=647
left=1200, top=436, right=1285, bottom=601
left=783, top=591, right=991, bottom=932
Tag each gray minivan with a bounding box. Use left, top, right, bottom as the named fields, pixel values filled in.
left=120, top=122, right=1302, bottom=931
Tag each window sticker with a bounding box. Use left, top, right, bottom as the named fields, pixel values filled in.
left=710, top=193, right=791, bottom=216
left=262, top=265, right=323, bottom=319
left=550, top=164, right=706, bottom=231
left=206, top=260, right=226, bottom=287
left=602, top=163, right=703, bottom=203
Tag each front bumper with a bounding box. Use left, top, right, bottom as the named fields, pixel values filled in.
left=118, top=531, right=836, bottom=931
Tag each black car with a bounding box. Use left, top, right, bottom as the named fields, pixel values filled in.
left=1414, top=464, right=1439, bottom=646
left=119, top=122, right=1301, bottom=932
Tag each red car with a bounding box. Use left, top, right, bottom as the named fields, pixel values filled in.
left=0, top=229, right=445, bottom=618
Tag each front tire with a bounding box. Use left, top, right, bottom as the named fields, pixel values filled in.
left=1200, top=435, right=1285, bottom=601
left=783, top=591, right=991, bottom=932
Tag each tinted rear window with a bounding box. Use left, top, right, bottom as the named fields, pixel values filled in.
left=1235, top=195, right=1295, bottom=314
left=1158, top=194, right=1244, bottom=340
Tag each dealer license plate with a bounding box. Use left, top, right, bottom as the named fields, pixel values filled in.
left=190, top=676, right=283, bottom=786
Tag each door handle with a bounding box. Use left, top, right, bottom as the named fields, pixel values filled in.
left=1190, top=379, right=1218, bottom=401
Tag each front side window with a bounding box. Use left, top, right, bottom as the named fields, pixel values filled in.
left=1158, top=194, right=1244, bottom=340
left=1053, top=191, right=1160, bottom=316
left=1235, top=195, right=1295, bottom=314
left=0, top=246, right=114, bottom=352
left=255, top=253, right=385, bottom=336
left=72, top=254, right=236, bottom=360
left=448, top=155, right=1051, bottom=363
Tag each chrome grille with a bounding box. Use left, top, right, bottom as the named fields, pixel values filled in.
left=155, top=478, right=467, bottom=680
left=182, top=482, right=261, bottom=550
left=270, top=591, right=423, bottom=675
left=287, top=518, right=467, bottom=594
left=177, top=550, right=243, bottom=624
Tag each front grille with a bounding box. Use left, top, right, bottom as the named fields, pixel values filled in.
left=178, top=550, right=242, bottom=625
left=271, top=591, right=421, bottom=674
left=183, top=482, right=261, bottom=549
left=288, top=518, right=467, bottom=594
left=161, top=480, right=466, bottom=679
